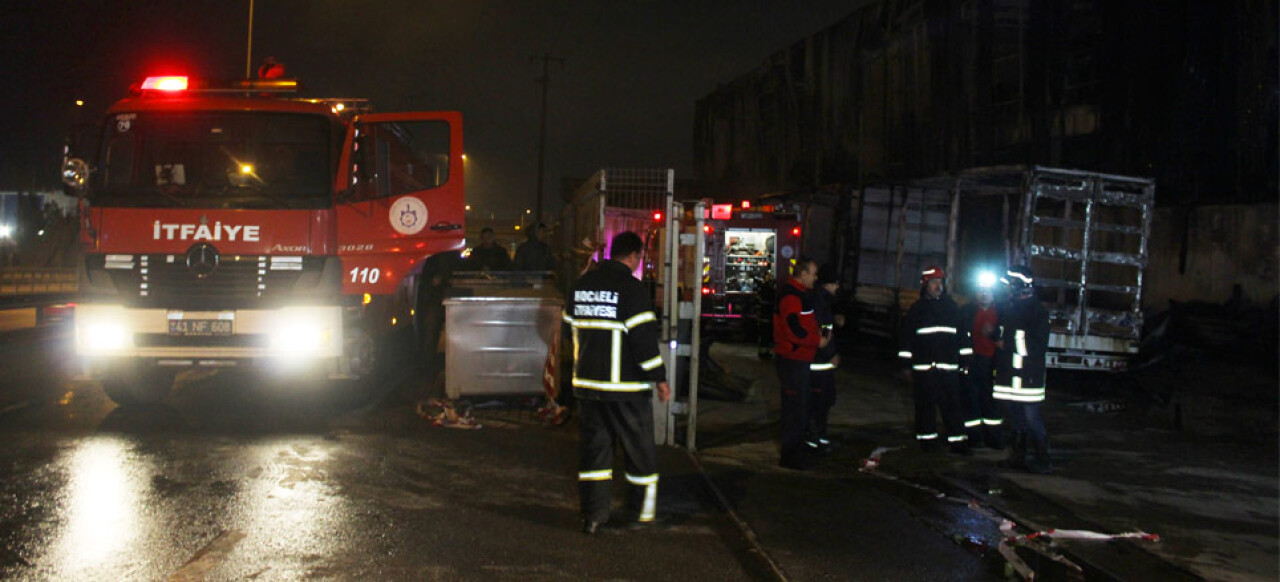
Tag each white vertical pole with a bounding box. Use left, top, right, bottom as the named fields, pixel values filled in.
left=661, top=201, right=681, bottom=446
left=687, top=202, right=706, bottom=451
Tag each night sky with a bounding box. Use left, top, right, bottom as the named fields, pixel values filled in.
left=1, top=1, right=863, bottom=218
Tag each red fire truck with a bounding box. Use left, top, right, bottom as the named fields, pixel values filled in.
left=61, top=74, right=465, bottom=405
left=700, top=201, right=803, bottom=337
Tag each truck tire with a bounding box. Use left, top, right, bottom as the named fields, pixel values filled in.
left=345, top=327, right=378, bottom=381
left=101, top=367, right=176, bottom=406
left=333, top=325, right=400, bottom=409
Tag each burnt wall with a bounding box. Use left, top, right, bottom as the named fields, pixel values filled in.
left=693, top=0, right=1278, bottom=204
left=1145, top=203, right=1280, bottom=309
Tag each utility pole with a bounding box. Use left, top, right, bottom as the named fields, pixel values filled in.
left=530, top=53, right=563, bottom=226
left=244, top=0, right=255, bottom=79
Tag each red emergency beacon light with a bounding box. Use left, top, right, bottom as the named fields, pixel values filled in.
left=140, top=76, right=189, bottom=92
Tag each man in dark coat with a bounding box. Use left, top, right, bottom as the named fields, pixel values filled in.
left=806, top=264, right=843, bottom=454
left=564, top=231, right=670, bottom=533
left=898, top=266, right=971, bottom=455
left=993, top=265, right=1053, bottom=473
left=514, top=223, right=557, bottom=272
left=466, top=227, right=512, bottom=271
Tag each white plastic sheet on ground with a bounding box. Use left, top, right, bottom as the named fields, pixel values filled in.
left=858, top=446, right=1160, bottom=581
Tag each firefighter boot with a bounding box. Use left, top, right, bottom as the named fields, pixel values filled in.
left=1028, top=438, right=1054, bottom=474
left=998, top=432, right=1027, bottom=470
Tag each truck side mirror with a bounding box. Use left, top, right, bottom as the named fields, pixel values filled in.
left=61, top=123, right=99, bottom=196
left=339, top=130, right=375, bottom=202
left=61, top=158, right=89, bottom=194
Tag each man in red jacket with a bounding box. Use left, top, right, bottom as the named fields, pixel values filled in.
left=773, top=258, right=826, bottom=470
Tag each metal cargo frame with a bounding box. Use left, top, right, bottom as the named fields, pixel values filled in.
left=1017, top=167, right=1154, bottom=369
left=849, top=165, right=1154, bottom=371
left=559, top=168, right=674, bottom=291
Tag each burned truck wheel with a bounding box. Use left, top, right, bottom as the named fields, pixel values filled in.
left=100, top=366, right=176, bottom=407
left=345, top=327, right=379, bottom=381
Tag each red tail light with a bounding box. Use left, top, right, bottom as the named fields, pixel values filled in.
left=652, top=212, right=663, bottom=221
left=701, top=287, right=712, bottom=295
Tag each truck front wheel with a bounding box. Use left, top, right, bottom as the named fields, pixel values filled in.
left=100, top=366, right=176, bottom=407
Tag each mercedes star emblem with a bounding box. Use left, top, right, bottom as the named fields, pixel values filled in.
left=185, top=243, right=220, bottom=278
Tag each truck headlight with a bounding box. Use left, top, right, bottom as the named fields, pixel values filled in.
left=75, top=306, right=135, bottom=355
left=268, top=307, right=338, bottom=357
left=85, top=323, right=131, bottom=351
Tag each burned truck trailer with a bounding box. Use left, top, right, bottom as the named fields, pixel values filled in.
left=843, top=166, right=1154, bottom=371
left=557, top=169, right=673, bottom=298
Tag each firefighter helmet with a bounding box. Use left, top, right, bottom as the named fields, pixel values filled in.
left=1002, top=265, right=1035, bottom=296
left=920, top=266, right=946, bottom=284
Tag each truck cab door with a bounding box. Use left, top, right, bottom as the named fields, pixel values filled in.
left=335, top=112, right=464, bottom=295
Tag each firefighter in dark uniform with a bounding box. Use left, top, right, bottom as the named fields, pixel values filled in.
left=994, top=265, right=1053, bottom=473
left=563, top=231, right=671, bottom=534
left=958, top=272, right=1004, bottom=448
left=755, top=271, right=776, bottom=359
left=898, top=266, right=971, bottom=454
left=774, top=257, right=825, bottom=470
left=806, top=264, right=842, bottom=454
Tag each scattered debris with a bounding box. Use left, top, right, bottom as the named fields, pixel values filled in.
left=859, top=445, right=900, bottom=470
left=536, top=398, right=571, bottom=426
left=857, top=445, right=1161, bottom=581
left=431, top=396, right=571, bottom=427
left=415, top=398, right=482, bottom=429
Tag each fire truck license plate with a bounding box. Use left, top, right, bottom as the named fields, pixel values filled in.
left=168, top=319, right=233, bottom=337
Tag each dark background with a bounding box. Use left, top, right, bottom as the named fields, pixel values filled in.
left=0, top=1, right=866, bottom=217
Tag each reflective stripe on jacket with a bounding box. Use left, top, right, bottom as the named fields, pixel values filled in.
left=812, top=286, right=838, bottom=365
left=898, top=292, right=964, bottom=372
left=992, top=296, right=1050, bottom=402
left=564, top=260, right=667, bottom=400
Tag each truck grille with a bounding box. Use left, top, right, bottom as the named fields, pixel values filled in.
left=93, top=254, right=322, bottom=309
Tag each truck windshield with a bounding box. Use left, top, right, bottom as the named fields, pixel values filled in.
left=94, top=111, right=334, bottom=209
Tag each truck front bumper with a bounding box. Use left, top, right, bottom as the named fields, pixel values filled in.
left=1047, top=332, right=1138, bottom=371
left=74, top=304, right=344, bottom=362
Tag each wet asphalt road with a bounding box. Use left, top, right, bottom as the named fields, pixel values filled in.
left=0, top=324, right=766, bottom=581
left=0, top=323, right=1009, bottom=581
